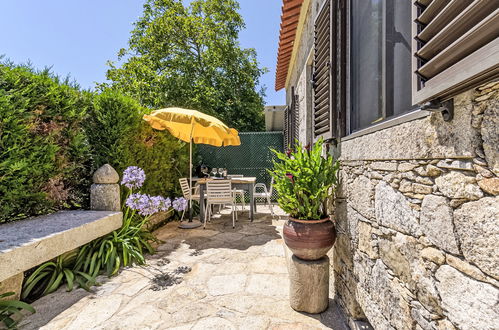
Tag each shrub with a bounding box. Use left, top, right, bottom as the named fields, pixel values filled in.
left=87, top=89, right=189, bottom=197
left=0, top=63, right=188, bottom=223
left=0, top=63, right=93, bottom=223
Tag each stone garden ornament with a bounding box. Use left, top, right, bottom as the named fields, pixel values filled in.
left=270, top=138, right=340, bottom=313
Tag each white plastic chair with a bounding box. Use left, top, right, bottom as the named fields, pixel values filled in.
left=228, top=175, right=245, bottom=211
left=205, top=180, right=237, bottom=229
left=179, top=178, right=201, bottom=222
left=253, top=178, right=274, bottom=216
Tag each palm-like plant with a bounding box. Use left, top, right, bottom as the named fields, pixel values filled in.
left=21, top=250, right=96, bottom=300
left=0, top=292, right=35, bottom=329
left=74, top=214, right=156, bottom=277
left=270, top=138, right=340, bottom=220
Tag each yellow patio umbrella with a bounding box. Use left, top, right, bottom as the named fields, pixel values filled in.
left=143, top=107, right=241, bottom=227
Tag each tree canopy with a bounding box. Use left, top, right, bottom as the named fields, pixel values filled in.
left=104, top=0, right=266, bottom=131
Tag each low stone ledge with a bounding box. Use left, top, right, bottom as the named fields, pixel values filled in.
left=0, top=210, right=122, bottom=282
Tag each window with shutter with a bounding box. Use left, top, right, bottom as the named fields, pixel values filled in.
left=284, top=87, right=299, bottom=148
left=413, top=0, right=499, bottom=104
left=313, top=0, right=347, bottom=139
left=313, top=0, right=332, bottom=139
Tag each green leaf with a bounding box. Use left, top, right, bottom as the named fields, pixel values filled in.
left=0, top=300, right=35, bottom=314
left=63, top=269, right=74, bottom=291
left=44, top=272, right=64, bottom=294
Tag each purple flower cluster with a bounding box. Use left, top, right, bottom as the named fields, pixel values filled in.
left=172, top=197, right=188, bottom=212
left=121, top=166, right=146, bottom=189
left=125, top=193, right=171, bottom=216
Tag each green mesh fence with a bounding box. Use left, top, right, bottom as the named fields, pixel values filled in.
left=197, top=131, right=283, bottom=201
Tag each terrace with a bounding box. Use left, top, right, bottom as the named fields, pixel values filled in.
left=20, top=207, right=348, bottom=330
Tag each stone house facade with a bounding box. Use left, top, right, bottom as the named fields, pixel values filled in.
left=275, top=0, right=499, bottom=329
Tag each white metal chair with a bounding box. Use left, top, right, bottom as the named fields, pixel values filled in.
left=205, top=180, right=237, bottom=229
left=253, top=178, right=274, bottom=216
left=228, top=175, right=246, bottom=212
left=179, top=178, right=201, bottom=222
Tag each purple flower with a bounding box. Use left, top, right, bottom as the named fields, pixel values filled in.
left=125, top=193, right=169, bottom=216
left=172, top=197, right=188, bottom=212
left=121, top=166, right=146, bottom=189
left=125, top=193, right=144, bottom=210
left=286, top=149, right=292, bottom=157
left=151, top=196, right=171, bottom=212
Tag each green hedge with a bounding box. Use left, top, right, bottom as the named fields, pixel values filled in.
left=0, top=63, right=187, bottom=223
left=88, top=89, right=189, bottom=196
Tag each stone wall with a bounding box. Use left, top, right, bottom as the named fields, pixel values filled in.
left=329, top=82, right=499, bottom=330
left=285, top=1, right=498, bottom=327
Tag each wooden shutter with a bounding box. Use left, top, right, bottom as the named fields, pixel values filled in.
left=284, top=105, right=290, bottom=148
left=291, top=89, right=299, bottom=144
left=335, top=0, right=347, bottom=138
left=284, top=87, right=299, bottom=148
left=313, top=0, right=332, bottom=138
left=413, top=0, right=499, bottom=104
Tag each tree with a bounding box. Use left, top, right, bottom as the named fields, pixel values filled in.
left=104, top=0, right=266, bottom=131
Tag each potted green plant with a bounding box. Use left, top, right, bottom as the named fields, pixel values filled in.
left=270, top=138, right=340, bottom=260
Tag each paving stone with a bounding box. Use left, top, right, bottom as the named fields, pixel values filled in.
left=207, top=274, right=247, bottom=296
left=246, top=274, right=289, bottom=297
left=192, top=317, right=236, bottom=330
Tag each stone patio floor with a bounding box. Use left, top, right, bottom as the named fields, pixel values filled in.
left=20, top=206, right=349, bottom=330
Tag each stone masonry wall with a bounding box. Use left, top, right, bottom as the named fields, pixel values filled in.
left=329, top=82, right=499, bottom=330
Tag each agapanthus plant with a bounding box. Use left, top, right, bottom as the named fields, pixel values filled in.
left=125, top=194, right=171, bottom=216
left=26, top=167, right=187, bottom=300
left=75, top=166, right=186, bottom=279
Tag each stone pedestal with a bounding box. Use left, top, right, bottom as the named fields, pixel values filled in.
left=0, top=273, right=23, bottom=300
left=90, top=164, right=121, bottom=211
left=289, top=255, right=329, bottom=313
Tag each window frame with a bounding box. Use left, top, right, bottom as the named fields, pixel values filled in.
left=411, top=1, right=499, bottom=104
left=346, top=0, right=416, bottom=135
left=312, top=0, right=334, bottom=141
left=311, top=0, right=498, bottom=141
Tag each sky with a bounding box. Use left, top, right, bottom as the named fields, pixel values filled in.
left=0, top=0, right=285, bottom=105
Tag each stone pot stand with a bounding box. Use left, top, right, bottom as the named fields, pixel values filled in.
left=283, top=217, right=336, bottom=314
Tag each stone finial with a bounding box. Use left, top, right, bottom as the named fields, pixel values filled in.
left=91, top=164, right=121, bottom=211
left=93, top=164, right=119, bottom=184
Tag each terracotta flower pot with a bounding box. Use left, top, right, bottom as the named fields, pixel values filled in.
left=283, top=217, right=336, bottom=261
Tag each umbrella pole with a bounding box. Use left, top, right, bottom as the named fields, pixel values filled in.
left=179, top=128, right=202, bottom=229
left=189, top=135, right=193, bottom=222
left=179, top=127, right=201, bottom=229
